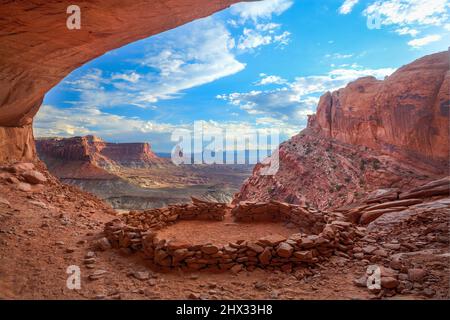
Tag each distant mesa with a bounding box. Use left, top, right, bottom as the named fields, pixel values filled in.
left=35, top=135, right=168, bottom=179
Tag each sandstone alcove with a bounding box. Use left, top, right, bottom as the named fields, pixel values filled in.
left=0, top=0, right=245, bottom=163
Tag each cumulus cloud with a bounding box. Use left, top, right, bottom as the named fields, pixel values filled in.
left=255, top=74, right=287, bottom=86
left=395, top=27, right=420, bottom=36
left=407, top=34, right=442, bottom=47
left=218, top=66, right=395, bottom=126
left=230, top=0, right=294, bottom=22
left=339, top=0, right=360, bottom=14
left=363, top=0, right=450, bottom=27
left=34, top=105, right=296, bottom=152
left=63, top=17, right=245, bottom=109
left=111, top=72, right=141, bottom=83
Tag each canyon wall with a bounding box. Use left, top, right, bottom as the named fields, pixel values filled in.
left=235, top=51, right=450, bottom=210
left=311, top=51, right=449, bottom=168
left=36, top=135, right=167, bottom=178
left=0, top=0, right=244, bottom=163
left=36, top=135, right=166, bottom=169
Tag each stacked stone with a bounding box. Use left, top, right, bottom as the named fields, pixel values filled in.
left=105, top=217, right=362, bottom=272
left=104, top=219, right=154, bottom=252
left=104, top=198, right=366, bottom=273
left=120, top=198, right=228, bottom=230
left=232, top=200, right=325, bottom=234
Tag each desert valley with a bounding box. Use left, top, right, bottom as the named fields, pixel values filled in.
left=0, top=0, right=449, bottom=303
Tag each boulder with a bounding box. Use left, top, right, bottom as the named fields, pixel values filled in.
left=201, top=244, right=219, bottom=255
left=21, top=170, right=47, bottom=185
left=359, top=207, right=408, bottom=224
left=276, top=242, right=293, bottom=258
left=258, top=248, right=272, bottom=265
left=408, top=268, right=427, bottom=283
left=258, top=234, right=286, bottom=246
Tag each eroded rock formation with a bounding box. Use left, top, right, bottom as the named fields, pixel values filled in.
left=312, top=51, right=449, bottom=168
left=0, top=0, right=243, bottom=162
left=36, top=135, right=166, bottom=178
left=234, top=52, right=450, bottom=209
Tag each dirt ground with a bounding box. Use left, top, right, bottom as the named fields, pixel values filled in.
left=0, top=179, right=369, bottom=300
left=0, top=170, right=447, bottom=300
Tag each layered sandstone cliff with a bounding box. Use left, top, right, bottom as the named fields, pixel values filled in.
left=36, top=135, right=167, bottom=178
left=311, top=51, right=449, bottom=169
left=234, top=51, right=450, bottom=210
left=0, top=0, right=243, bottom=162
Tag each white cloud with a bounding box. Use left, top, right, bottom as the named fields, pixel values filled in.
left=238, top=28, right=273, bottom=50
left=339, top=0, right=359, bottom=14
left=230, top=0, right=294, bottom=22
left=218, top=66, right=395, bottom=126
left=364, top=0, right=450, bottom=27
left=407, top=34, right=442, bottom=47
left=111, top=72, right=141, bottom=83
left=255, top=74, right=287, bottom=85
left=325, top=53, right=354, bottom=59
left=34, top=105, right=297, bottom=152
left=64, top=17, right=246, bottom=109
left=395, top=27, right=420, bottom=36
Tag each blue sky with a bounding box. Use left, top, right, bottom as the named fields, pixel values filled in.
left=36, top=0, right=450, bottom=152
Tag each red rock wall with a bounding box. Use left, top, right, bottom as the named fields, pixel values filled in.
left=312, top=51, right=450, bottom=167
left=235, top=52, right=449, bottom=209
left=0, top=0, right=242, bottom=163
left=36, top=136, right=167, bottom=167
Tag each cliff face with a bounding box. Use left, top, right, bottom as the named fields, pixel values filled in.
left=234, top=51, right=450, bottom=210
left=36, top=136, right=167, bottom=178
left=0, top=0, right=243, bottom=163
left=311, top=51, right=449, bottom=169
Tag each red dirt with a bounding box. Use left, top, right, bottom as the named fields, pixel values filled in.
left=156, top=213, right=297, bottom=246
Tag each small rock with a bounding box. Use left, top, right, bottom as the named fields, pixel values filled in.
left=422, top=288, right=435, bottom=298
left=230, top=264, right=243, bottom=274
left=11, top=162, right=35, bottom=172
left=247, top=242, right=264, bottom=253
left=408, top=268, right=427, bottom=283
left=188, top=292, right=200, bottom=300
left=65, top=248, right=75, bottom=253
left=254, top=282, right=268, bottom=290
left=353, top=275, right=368, bottom=288
left=84, top=258, right=96, bottom=265
left=21, top=170, right=47, bottom=185
left=93, top=237, right=111, bottom=251
left=276, top=242, right=293, bottom=258
left=89, top=270, right=107, bottom=280
left=270, top=290, right=279, bottom=299
left=373, top=249, right=388, bottom=257
left=258, top=247, right=272, bottom=265
left=85, top=251, right=96, bottom=258
left=381, top=276, right=399, bottom=289
left=201, top=244, right=219, bottom=255
left=17, top=182, right=32, bottom=192
left=362, top=245, right=378, bottom=254
left=132, top=271, right=150, bottom=281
